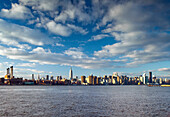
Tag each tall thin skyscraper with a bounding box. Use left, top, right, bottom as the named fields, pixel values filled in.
left=32, top=74, right=34, bottom=80
left=149, top=72, right=152, bottom=83
left=69, top=67, right=73, bottom=80
left=10, top=66, right=13, bottom=79
left=38, top=74, right=40, bottom=80
left=46, top=75, right=49, bottom=80
left=7, top=68, right=10, bottom=75
left=143, top=73, right=146, bottom=84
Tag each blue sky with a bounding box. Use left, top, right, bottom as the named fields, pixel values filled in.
left=0, top=0, right=170, bottom=79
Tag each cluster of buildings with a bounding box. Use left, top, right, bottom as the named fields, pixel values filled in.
left=0, top=66, right=170, bottom=86
left=81, top=72, right=170, bottom=85
left=0, top=66, right=23, bottom=85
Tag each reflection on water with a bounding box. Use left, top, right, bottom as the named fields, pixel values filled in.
left=0, top=86, right=169, bottom=117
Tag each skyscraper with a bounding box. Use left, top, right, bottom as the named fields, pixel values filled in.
left=38, top=74, right=40, bottom=80
left=143, top=73, right=146, bottom=84
left=69, top=67, right=73, bottom=80
left=50, top=76, right=53, bottom=80
left=87, top=75, right=93, bottom=85
left=149, top=72, right=152, bottom=83
left=32, top=74, right=34, bottom=80
left=10, top=66, right=13, bottom=79
left=81, top=76, right=86, bottom=84
left=46, top=75, right=49, bottom=80
left=7, top=68, right=10, bottom=75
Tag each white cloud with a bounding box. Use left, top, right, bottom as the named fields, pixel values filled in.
left=56, top=43, right=64, bottom=47
left=88, top=34, right=109, bottom=42
left=124, top=51, right=170, bottom=66
left=16, top=63, right=36, bottom=67
left=0, top=32, right=31, bottom=50
left=46, top=21, right=71, bottom=36
left=67, top=24, right=88, bottom=35
left=55, top=10, right=75, bottom=23
left=158, top=68, right=170, bottom=72
left=113, top=59, right=127, bottom=62
left=20, top=0, right=90, bottom=23
left=19, top=0, right=60, bottom=11
left=0, top=19, right=53, bottom=46
left=54, top=1, right=90, bottom=23
left=0, top=3, right=33, bottom=19
left=18, top=68, right=45, bottom=74
left=30, top=47, right=49, bottom=54
left=0, top=46, right=121, bottom=69
left=64, top=48, right=87, bottom=59
left=94, top=1, right=170, bottom=67
left=0, top=0, right=169, bottom=71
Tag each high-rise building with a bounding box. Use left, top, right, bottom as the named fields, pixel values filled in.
left=7, top=68, right=10, bottom=75
left=46, top=75, right=49, bottom=80
left=38, top=74, right=40, bottom=80
left=103, top=75, right=107, bottom=84
left=108, top=76, right=112, bottom=84
left=69, top=67, right=73, bottom=80
left=10, top=66, right=13, bottom=79
left=143, top=73, right=146, bottom=84
left=117, top=76, right=120, bottom=85
left=32, top=74, right=34, bottom=80
left=5, top=68, right=10, bottom=79
left=81, top=76, right=86, bottom=84
left=56, top=76, right=59, bottom=81
left=139, top=75, right=143, bottom=83
left=87, top=75, right=93, bottom=85
left=93, top=76, right=97, bottom=85
left=96, top=77, right=101, bottom=85
left=6, top=68, right=10, bottom=79
left=152, top=75, right=156, bottom=83
left=50, top=76, right=53, bottom=80
left=149, top=72, right=152, bottom=83
left=59, top=76, right=62, bottom=80
left=112, top=76, right=117, bottom=84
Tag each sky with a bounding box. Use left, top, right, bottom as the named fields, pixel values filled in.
left=0, top=0, right=170, bottom=79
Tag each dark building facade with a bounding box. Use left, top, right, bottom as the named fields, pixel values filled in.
left=149, top=72, right=152, bottom=83
left=81, top=76, right=86, bottom=84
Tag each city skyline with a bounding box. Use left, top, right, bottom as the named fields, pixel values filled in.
left=1, top=65, right=170, bottom=86
left=0, top=0, right=170, bottom=79
left=1, top=65, right=169, bottom=80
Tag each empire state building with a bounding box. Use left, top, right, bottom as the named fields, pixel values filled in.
left=69, top=67, right=73, bottom=80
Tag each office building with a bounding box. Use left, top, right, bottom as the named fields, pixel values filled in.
left=69, top=67, right=73, bottom=80
left=108, top=76, right=112, bottom=84
left=149, top=72, right=152, bottom=83
left=81, top=76, right=86, bottom=84
left=87, top=75, right=93, bottom=85
left=10, top=66, right=13, bottom=79
left=32, top=74, right=34, bottom=80
left=50, top=76, right=53, bottom=80
left=7, top=68, right=9, bottom=75
left=46, top=75, right=49, bottom=80
left=96, top=77, right=101, bottom=85
left=56, top=76, right=59, bottom=81
left=38, top=74, right=41, bottom=80
left=117, top=76, right=120, bottom=84
left=112, top=76, right=117, bottom=84
left=143, top=73, right=147, bottom=84
left=93, top=76, right=97, bottom=85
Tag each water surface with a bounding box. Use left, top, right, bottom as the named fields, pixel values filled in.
left=0, top=86, right=169, bottom=117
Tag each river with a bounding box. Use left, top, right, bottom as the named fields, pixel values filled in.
left=0, top=86, right=169, bottom=117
